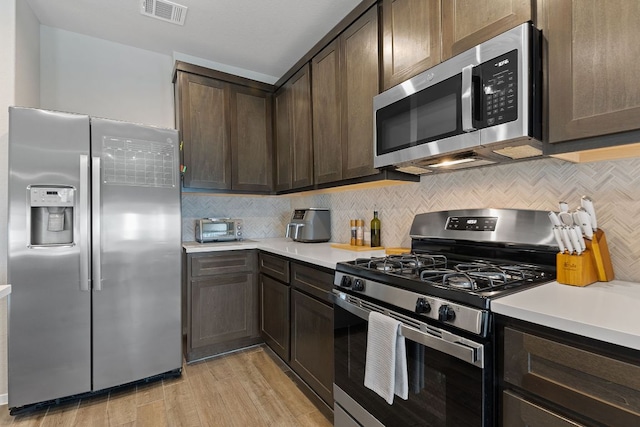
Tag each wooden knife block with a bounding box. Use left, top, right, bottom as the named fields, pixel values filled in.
left=556, top=229, right=614, bottom=287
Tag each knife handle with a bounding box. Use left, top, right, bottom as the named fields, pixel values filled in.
left=548, top=211, right=562, bottom=227
left=559, top=201, right=569, bottom=213
left=575, top=208, right=593, bottom=240
left=560, top=226, right=575, bottom=254
left=581, top=196, right=598, bottom=231
left=575, top=225, right=587, bottom=251
left=552, top=226, right=566, bottom=253
left=567, top=226, right=581, bottom=255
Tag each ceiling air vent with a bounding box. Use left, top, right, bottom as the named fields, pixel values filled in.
left=141, top=0, right=187, bottom=25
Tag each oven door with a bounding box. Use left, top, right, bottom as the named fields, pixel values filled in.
left=333, top=292, right=492, bottom=427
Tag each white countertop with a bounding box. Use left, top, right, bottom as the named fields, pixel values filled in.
left=0, top=285, right=11, bottom=299
left=183, top=238, right=387, bottom=270
left=492, top=280, right=640, bottom=351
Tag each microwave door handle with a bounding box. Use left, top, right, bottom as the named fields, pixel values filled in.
left=461, top=64, right=475, bottom=132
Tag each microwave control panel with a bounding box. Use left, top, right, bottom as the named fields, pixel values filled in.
left=477, top=49, right=518, bottom=128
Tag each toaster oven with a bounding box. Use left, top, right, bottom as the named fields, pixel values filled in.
left=195, top=218, right=243, bottom=243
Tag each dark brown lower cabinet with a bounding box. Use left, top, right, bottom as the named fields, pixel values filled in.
left=260, top=274, right=290, bottom=361
left=259, top=254, right=335, bottom=408
left=184, top=250, right=261, bottom=362
left=497, top=315, right=640, bottom=426
left=290, top=262, right=334, bottom=406
left=291, top=289, right=334, bottom=406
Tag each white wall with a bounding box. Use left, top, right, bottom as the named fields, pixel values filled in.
left=14, top=0, right=40, bottom=108
left=0, top=0, right=16, bottom=405
left=40, top=26, right=175, bottom=128
left=2, top=0, right=41, bottom=406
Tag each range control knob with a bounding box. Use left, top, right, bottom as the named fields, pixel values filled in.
left=340, top=275, right=352, bottom=288
left=352, top=279, right=365, bottom=292
left=438, top=305, right=456, bottom=322
left=415, top=298, right=431, bottom=314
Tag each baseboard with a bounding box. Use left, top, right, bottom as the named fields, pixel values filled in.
left=0, top=393, right=8, bottom=405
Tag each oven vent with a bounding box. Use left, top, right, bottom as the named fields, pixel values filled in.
left=140, top=0, right=187, bottom=25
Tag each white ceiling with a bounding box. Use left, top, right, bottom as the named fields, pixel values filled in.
left=25, top=0, right=363, bottom=83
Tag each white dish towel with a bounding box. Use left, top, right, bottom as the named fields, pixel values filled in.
left=364, top=311, right=409, bottom=404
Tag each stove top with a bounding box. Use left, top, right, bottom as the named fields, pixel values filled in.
left=333, top=209, right=559, bottom=336
left=348, top=253, right=554, bottom=295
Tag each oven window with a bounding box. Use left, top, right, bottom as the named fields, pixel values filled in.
left=334, top=305, right=485, bottom=427
left=376, top=74, right=462, bottom=156
left=204, top=222, right=233, bottom=236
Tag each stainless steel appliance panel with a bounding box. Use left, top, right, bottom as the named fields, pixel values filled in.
left=8, top=108, right=92, bottom=407
left=90, top=118, right=182, bottom=390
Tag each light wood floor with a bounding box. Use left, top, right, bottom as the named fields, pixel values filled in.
left=0, top=346, right=332, bottom=427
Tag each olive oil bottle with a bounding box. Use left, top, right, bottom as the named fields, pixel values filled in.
left=370, top=211, right=381, bottom=247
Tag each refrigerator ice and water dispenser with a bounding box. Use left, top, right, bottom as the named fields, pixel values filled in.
left=29, top=186, right=75, bottom=246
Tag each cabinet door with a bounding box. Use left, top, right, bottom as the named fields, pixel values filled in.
left=547, top=1, right=640, bottom=143
left=441, top=0, right=532, bottom=60
left=274, top=85, right=292, bottom=191
left=290, top=64, right=314, bottom=189
left=177, top=71, right=231, bottom=189
left=312, top=39, right=343, bottom=184
left=275, top=65, right=313, bottom=192
left=341, top=6, right=380, bottom=180
left=260, top=275, right=290, bottom=361
left=290, top=289, right=334, bottom=405
left=381, top=0, right=442, bottom=90
left=230, top=85, right=273, bottom=192
left=190, top=271, right=258, bottom=349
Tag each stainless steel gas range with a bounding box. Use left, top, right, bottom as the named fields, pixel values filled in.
left=332, top=209, right=558, bottom=427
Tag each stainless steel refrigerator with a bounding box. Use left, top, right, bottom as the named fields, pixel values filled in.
left=7, top=107, right=182, bottom=410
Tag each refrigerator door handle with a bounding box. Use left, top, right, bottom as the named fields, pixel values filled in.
left=79, top=155, right=90, bottom=291
left=92, top=156, right=103, bottom=291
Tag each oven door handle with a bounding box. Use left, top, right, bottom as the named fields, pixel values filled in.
left=333, top=292, right=484, bottom=368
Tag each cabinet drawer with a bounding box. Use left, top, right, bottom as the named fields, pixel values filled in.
left=503, top=327, right=640, bottom=426
left=291, top=262, right=334, bottom=303
left=191, top=251, right=256, bottom=277
left=502, top=390, right=584, bottom=426
left=259, top=253, right=290, bottom=283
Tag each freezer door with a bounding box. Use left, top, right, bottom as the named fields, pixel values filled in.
left=90, top=118, right=182, bottom=390
left=8, top=107, right=92, bottom=408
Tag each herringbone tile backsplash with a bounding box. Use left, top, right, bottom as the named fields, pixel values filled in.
left=183, top=157, right=640, bottom=282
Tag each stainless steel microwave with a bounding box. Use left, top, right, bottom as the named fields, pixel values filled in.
left=374, top=23, right=542, bottom=174
left=195, top=218, right=243, bottom=243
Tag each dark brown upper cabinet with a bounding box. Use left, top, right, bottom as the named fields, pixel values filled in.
left=174, top=62, right=274, bottom=193
left=175, top=71, right=231, bottom=190
left=312, top=6, right=379, bottom=184
left=274, top=64, right=313, bottom=192
left=441, top=0, right=533, bottom=60
left=545, top=0, right=640, bottom=144
left=381, top=0, right=442, bottom=91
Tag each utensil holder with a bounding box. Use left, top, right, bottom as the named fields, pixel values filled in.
left=556, top=229, right=614, bottom=287
left=556, top=249, right=599, bottom=287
